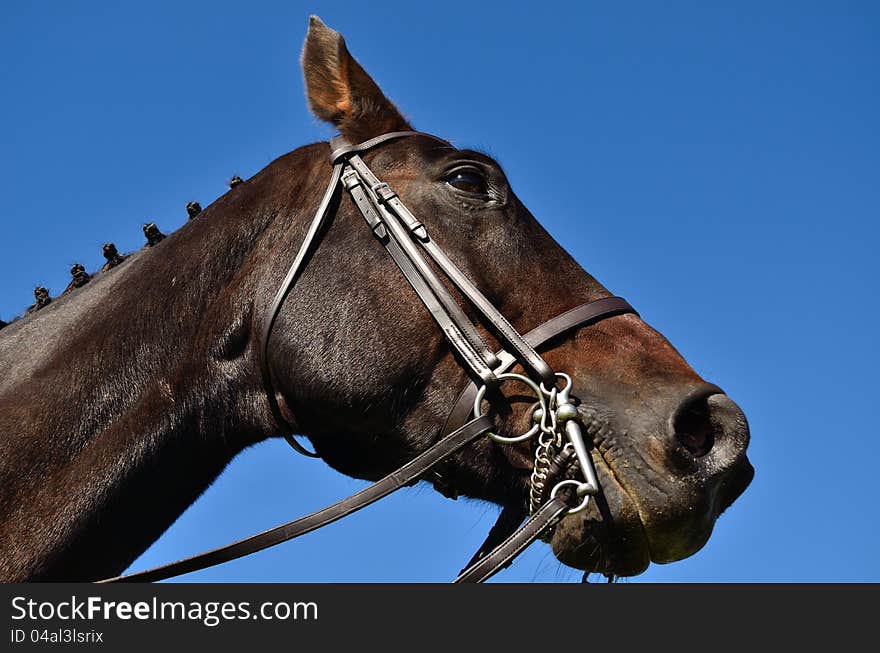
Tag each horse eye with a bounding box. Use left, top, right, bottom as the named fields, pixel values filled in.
left=445, top=169, right=489, bottom=196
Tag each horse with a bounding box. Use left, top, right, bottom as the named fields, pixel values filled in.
left=0, top=16, right=753, bottom=582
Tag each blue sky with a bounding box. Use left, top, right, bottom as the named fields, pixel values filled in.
left=1, top=2, right=877, bottom=582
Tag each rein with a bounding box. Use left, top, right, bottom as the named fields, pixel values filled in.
left=100, top=131, right=636, bottom=583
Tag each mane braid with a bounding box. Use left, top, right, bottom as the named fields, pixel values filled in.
left=142, top=223, right=166, bottom=247
left=2, top=199, right=213, bottom=331
left=186, top=201, right=202, bottom=219
left=25, top=286, right=51, bottom=314
left=63, top=264, right=91, bottom=295
left=101, top=243, right=125, bottom=271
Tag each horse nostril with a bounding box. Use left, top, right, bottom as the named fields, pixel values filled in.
left=671, top=393, right=715, bottom=458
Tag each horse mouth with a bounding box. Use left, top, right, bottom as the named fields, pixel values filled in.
left=547, top=431, right=754, bottom=578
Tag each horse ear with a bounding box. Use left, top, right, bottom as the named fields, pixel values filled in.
left=301, top=16, right=411, bottom=142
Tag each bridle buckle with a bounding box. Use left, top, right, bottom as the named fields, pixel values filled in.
left=371, top=181, right=397, bottom=203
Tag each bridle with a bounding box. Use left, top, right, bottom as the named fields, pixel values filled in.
left=101, top=130, right=636, bottom=583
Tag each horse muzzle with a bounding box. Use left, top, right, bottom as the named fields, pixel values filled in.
left=549, top=386, right=754, bottom=576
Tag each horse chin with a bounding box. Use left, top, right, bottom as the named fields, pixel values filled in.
left=548, top=454, right=653, bottom=578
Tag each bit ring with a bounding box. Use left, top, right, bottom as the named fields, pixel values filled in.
left=474, top=373, right=545, bottom=444
left=550, top=479, right=592, bottom=515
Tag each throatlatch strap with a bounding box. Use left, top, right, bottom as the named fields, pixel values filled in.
left=258, top=130, right=471, bottom=453
left=257, top=161, right=344, bottom=457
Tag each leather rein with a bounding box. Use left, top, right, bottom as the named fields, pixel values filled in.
left=100, top=131, right=636, bottom=583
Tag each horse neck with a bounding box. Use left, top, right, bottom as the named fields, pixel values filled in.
left=0, top=144, right=324, bottom=580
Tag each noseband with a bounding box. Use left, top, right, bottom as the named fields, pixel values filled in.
left=102, top=131, right=636, bottom=583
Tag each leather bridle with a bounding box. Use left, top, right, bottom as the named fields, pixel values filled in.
left=100, top=131, right=636, bottom=583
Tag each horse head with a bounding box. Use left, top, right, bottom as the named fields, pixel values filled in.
left=261, top=17, right=753, bottom=577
